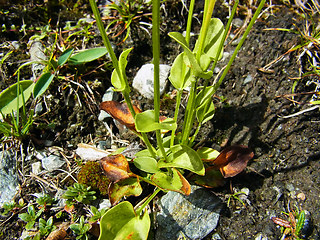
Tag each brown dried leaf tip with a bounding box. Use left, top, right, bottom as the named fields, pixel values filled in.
left=100, top=154, right=134, bottom=182
left=212, top=145, right=254, bottom=178
left=100, top=101, right=141, bottom=131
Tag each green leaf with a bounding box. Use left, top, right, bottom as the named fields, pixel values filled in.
left=57, top=48, right=74, bottom=67
left=111, top=48, right=132, bottom=91
left=135, top=110, right=177, bottom=132
left=194, top=18, right=225, bottom=64
left=151, top=168, right=190, bottom=194
left=134, top=157, right=160, bottom=174
left=0, top=80, right=34, bottom=115
left=99, top=201, right=150, bottom=240
left=169, top=32, right=212, bottom=79
left=168, top=53, right=193, bottom=90
left=196, top=98, right=215, bottom=124
left=197, top=147, right=220, bottom=161
left=68, top=47, right=108, bottom=65
left=158, top=144, right=205, bottom=175
left=108, top=177, right=143, bottom=205
left=135, top=149, right=153, bottom=158
left=196, top=86, right=215, bottom=107
left=33, top=72, right=55, bottom=99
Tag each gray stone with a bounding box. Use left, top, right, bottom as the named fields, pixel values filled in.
left=29, top=41, right=47, bottom=80
left=156, top=185, right=222, bottom=240
left=98, top=87, right=118, bottom=121
left=0, top=151, right=19, bottom=207
left=133, top=64, right=170, bottom=99
left=41, top=155, right=65, bottom=172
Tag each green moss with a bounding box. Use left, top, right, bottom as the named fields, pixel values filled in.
left=78, top=161, right=109, bottom=196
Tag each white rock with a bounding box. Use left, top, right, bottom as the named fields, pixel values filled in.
left=29, top=41, right=47, bottom=80
left=31, top=161, right=42, bottom=175
left=42, top=155, right=65, bottom=172
left=133, top=64, right=171, bottom=99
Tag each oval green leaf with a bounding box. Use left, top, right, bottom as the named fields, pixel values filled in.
left=57, top=48, right=74, bottom=67
left=197, top=147, right=220, bottom=162
left=68, top=47, right=108, bottom=65
left=0, top=80, right=34, bottom=115
left=99, top=201, right=150, bottom=240
left=135, top=110, right=177, bottom=133
left=134, top=156, right=160, bottom=174
left=151, top=168, right=190, bottom=195
left=158, top=144, right=205, bottom=175
left=33, top=72, right=55, bottom=99
left=169, top=53, right=192, bottom=90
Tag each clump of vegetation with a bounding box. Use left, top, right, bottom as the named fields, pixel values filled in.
left=77, top=161, right=110, bottom=196
left=62, top=183, right=97, bottom=205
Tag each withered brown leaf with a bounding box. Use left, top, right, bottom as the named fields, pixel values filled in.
left=100, top=101, right=141, bottom=131
left=212, top=145, right=254, bottom=178
left=100, top=154, right=133, bottom=182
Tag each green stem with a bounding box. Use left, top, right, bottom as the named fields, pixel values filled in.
left=90, top=0, right=156, bottom=157
left=185, top=0, right=195, bottom=46
left=152, top=0, right=167, bottom=159
left=213, top=0, right=266, bottom=93
left=170, top=0, right=195, bottom=147
left=188, top=0, right=239, bottom=145
left=181, top=78, right=198, bottom=145
left=170, top=90, right=182, bottom=147
left=89, top=0, right=120, bottom=77
left=196, top=0, right=217, bottom=61
left=136, top=188, right=161, bottom=216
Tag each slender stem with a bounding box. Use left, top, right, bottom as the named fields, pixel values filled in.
left=181, top=78, right=198, bottom=145
left=89, top=0, right=120, bottom=76
left=90, top=0, right=156, bottom=157
left=170, top=90, right=182, bottom=147
left=188, top=0, right=239, bottom=145
left=196, top=0, right=217, bottom=61
left=152, top=0, right=167, bottom=159
left=136, top=188, right=161, bottom=216
left=185, top=0, right=195, bottom=46
left=213, top=0, right=266, bottom=93
left=210, top=0, right=239, bottom=73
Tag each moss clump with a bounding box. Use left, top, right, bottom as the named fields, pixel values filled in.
left=78, top=161, right=110, bottom=196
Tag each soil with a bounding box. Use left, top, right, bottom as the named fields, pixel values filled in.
left=0, top=0, right=319, bottom=239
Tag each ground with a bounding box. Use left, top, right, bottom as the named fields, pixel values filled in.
left=0, top=0, right=319, bottom=239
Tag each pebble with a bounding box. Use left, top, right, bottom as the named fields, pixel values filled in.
left=133, top=64, right=171, bottom=99
left=0, top=151, right=19, bottom=207
left=29, top=40, right=47, bottom=80
left=31, top=161, right=42, bottom=175
left=155, top=185, right=222, bottom=240
left=41, top=155, right=65, bottom=172
left=297, top=192, right=306, bottom=201
left=98, top=87, right=118, bottom=121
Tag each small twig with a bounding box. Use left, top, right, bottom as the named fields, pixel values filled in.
left=278, top=105, right=319, bottom=118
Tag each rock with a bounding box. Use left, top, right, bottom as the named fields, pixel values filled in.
left=98, top=87, right=118, bottom=121
left=243, top=74, right=253, bottom=84
left=0, top=151, right=19, bottom=207
left=41, top=155, right=65, bottom=172
left=31, top=161, right=42, bottom=175
left=29, top=40, right=47, bottom=80
left=155, top=185, right=222, bottom=240
left=133, top=64, right=171, bottom=99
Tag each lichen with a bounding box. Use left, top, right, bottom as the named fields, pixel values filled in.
left=78, top=161, right=109, bottom=196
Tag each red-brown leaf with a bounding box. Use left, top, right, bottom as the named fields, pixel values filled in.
left=271, top=217, right=291, bottom=228
left=100, top=154, right=133, bottom=182
left=212, top=145, right=254, bottom=178
left=100, top=101, right=141, bottom=131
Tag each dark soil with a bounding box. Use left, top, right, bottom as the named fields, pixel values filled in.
left=0, top=0, right=319, bottom=239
